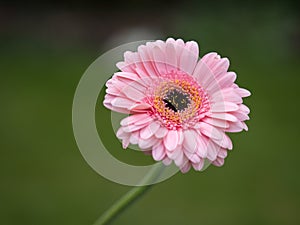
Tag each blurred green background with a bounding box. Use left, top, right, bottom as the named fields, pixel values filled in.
left=1, top=1, right=300, bottom=224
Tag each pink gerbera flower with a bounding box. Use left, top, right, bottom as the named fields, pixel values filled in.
left=104, top=38, right=250, bottom=173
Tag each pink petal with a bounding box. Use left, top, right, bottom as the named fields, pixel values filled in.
left=174, top=149, right=185, bottom=167
left=184, top=147, right=201, bottom=163
left=135, top=66, right=153, bottom=79
left=242, top=122, right=248, bottom=131
left=116, top=61, right=135, bottom=73
left=129, top=132, right=139, bottom=144
left=201, top=52, right=230, bottom=79
left=165, top=40, right=178, bottom=72
left=140, top=122, right=160, bottom=139
left=210, top=88, right=242, bottom=104
left=217, top=149, right=228, bottom=159
left=152, top=45, right=167, bottom=75
left=211, top=58, right=230, bottom=78
left=199, top=122, right=223, bottom=141
left=208, top=113, right=238, bottom=122
left=155, top=40, right=167, bottom=50
left=116, top=127, right=130, bottom=139
left=223, top=134, right=233, bottom=150
left=123, top=51, right=140, bottom=73
left=174, top=39, right=185, bottom=61
left=202, top=117, right=229, bottom=129
left=231, top=111, right=250, bottom=121
left=111, top=97, right=135, bottom=108
left=226, top=121, right=246, bottom=133
left=137, top=45, right=158, bottom=77
left=200, top=52, right=219, bottom=68
left=105, top=85, right=122, bottom=96
left=133, top=114, right=154, bottom=125
left=145, top=42, right=160, bottom=75
left=116, top=127, right=127, bottom=139
left=120, top=84, right=145, bottom=101
left=192, top=159, right=204, bottom=171
left=235, top=87, right=251, bottom=97
left=164, top=130, right=179, bottom=151
left=162, top=157, right=172, bottom=166
left=192, top=60, right=215, bottom=89
left=206, top=72, right=236, bottom=94
left=167, top=146, right=182, bottom=160
left=122, top=137, right=130, bottom=149
left=129, top=103, right=152, bottom=112
left=155, top=126, right=168, bottom=138
left=152, top=143, right=166, bottom=161
left=180, top=162, right=191, bottom=173
left=120, top=114, right=151, bottom=126
left=212, top=157, right=225, bottom=167
left=196, top=135, right=208, bottom=158
left=138, top=136, right=157, bottom=149
left=166, top=37, right=176, bottom=44
left=239, top=104, right=250, bottom=114
left=210, top=102, right=239, bottom=113
left=179, top=41, right=198, bottom=75
left=116, top=129, right=131, bottom=149
left=183, top=129, right=198, bottom=153
left=206, top=141, right=219, bottom=161
left=185, top=41, right=199, bottom=58
left=122, top=123, right=148, bottom=132
left=177, top=129, right=184, bottom=145
left=217, top=72, right=237, bottom=88
left=211, top=133, right=233, bottom=150
left=114, top=72, right=141, bottom=83
left=103, top=102, right=130, bottom=114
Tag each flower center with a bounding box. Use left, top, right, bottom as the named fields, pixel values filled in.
left=148, top=72, right=209, bottom=130
left=163, top=88, right=191, bottom=112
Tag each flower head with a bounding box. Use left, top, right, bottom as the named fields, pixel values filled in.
left=104, top=38, right=251, bottom=173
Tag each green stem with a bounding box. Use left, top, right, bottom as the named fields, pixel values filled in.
left=93, top=163, right=165, bottom=225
